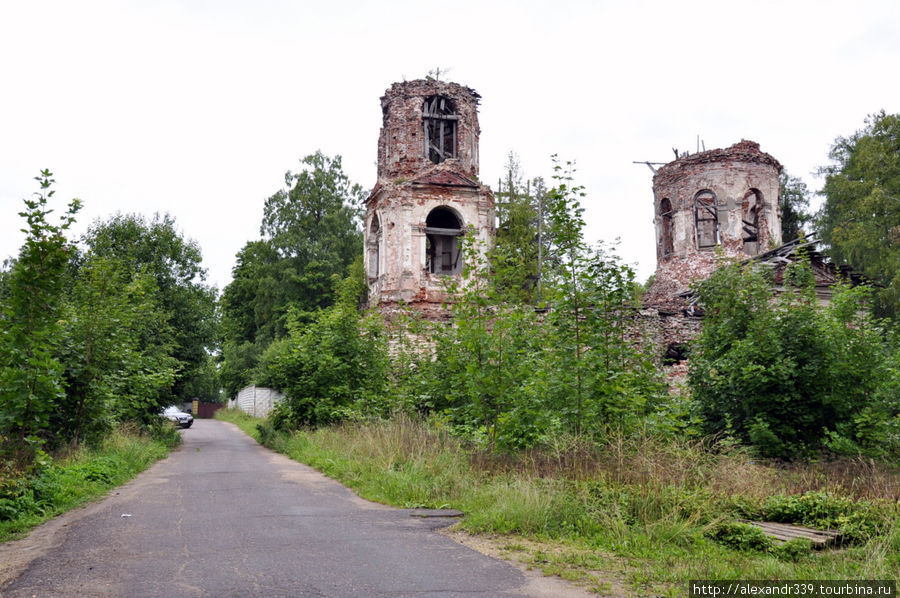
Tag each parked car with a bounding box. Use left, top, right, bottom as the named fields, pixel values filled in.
left=161, top=405, right=194, bottom=428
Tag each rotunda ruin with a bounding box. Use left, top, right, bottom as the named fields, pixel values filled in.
left=644, top=140, right=783, bottom=307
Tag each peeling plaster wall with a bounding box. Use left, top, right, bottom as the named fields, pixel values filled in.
left=366, top=80, right=495, bottom=310
left=367, top=179, right=493, bottom=304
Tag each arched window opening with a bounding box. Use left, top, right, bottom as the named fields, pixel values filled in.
left=742, top=189, right=762, bottom=256
left=423, top=96, right=457, bottom=164
left=660, top=198, right=674, bottom=256
left=694, top=190, right=719, bottom=249
left=425, top=207, right=462, bottom=275
left=367, top=216, right=381, bottom=279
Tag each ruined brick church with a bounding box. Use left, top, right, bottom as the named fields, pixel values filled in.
left=363, top=80, right=841, bottom=365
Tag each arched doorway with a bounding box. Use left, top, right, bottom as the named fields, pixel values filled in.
left=425, top=207, right=463, bottom=275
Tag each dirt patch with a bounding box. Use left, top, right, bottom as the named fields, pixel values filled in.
left=440, top=528, right=629, bottom=597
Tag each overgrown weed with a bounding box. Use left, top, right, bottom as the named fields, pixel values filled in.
left=471, top=428, right=899, bottom=502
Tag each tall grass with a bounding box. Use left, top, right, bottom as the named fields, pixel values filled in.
left=471, top=431, right=900, bottom=501
left=216, top=409, right=900, bottom=593
left=0, top=424, right=175, bottom=542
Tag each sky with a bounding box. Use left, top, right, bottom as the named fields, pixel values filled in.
left=1, top=0, right=899, bottom=291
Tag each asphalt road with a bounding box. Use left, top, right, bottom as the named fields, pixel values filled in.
left=0, top=419, right=590, bottom=598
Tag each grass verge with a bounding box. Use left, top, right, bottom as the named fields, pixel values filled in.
left=0, top=424, right=178, bottom=542
left=215, top=409, right=900, bottom=596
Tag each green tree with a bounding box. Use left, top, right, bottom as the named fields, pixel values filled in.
left=219, top=152, right=366, bottom=396
left=217, top=240, right=282, bottom=396
left=542, top=157, right=662, bottom=437
left=55, top=256, right=177, bottom=443
left=218, top=339, right=264, bottom=400
left=0, top=171, right=80, bottom=455
left=256, top=259, right=389, bottom=428
left=220, top=240, right=284, bottom=345
left=491, top=152, right=549, bottom=304
left=82, top=213, right=218, bottom=403
left=543, top=157, right=591, bottom=436
left=421, top=157, right=663, bottom=449
left=0, top=258, right=13, bottom=303
left=260, top=151, right=365, bottom=318
left=779, top=172, right=811, bottom=243
left=688, top=259, right=899, bottom=459
left=425, top=239, right=550, bottom=449
left=818, top=111, right=900, bottom=319
left=178, top=352, right=219, bottom=403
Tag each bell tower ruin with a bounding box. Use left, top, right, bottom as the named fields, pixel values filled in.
left=365, top=80, right=495, bottom=313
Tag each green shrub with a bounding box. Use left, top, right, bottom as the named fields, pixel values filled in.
left=772, top=537, right=813, bottom=562
left=256, top=416, right=283, bottom=448
left=709, top=521, right=774, bottom=552
left=689, top=259, right=900, bottom=460
left=0, top=478, right=38, bottom=521
left=256, top=271, right=390, bottom=428
left=146, top=418, right=182, bottom=448
left=71, top=457, right=117, bottom=484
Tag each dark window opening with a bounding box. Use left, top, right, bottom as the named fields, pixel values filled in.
left=425, top=207, right=462, bottom=275
left=694, top=190, right=719, bottom=249
left=663, top=342, right=690, bottom=365
left=423, top=96, right=458, bottom=164
left=660, top=198, right=674, bottom=256
left=742, top=189, right=761, bottom=256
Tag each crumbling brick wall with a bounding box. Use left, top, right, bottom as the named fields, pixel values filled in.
left=377, top=80, right=482, bottom=181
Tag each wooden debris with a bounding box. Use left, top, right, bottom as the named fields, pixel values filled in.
left=744, top=520, right=841, bottom=548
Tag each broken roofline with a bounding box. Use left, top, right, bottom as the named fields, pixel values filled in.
left=381, top=79, right=482, bottom=105
left=654, top=139, right=784, bottom=178
left=675, top=233, right=874, bottom=302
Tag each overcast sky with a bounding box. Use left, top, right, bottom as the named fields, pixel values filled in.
left=2, top=0, right=898, bottom=290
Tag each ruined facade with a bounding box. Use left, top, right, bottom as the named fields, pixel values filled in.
left=365, top=80, right=495, bottom=314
